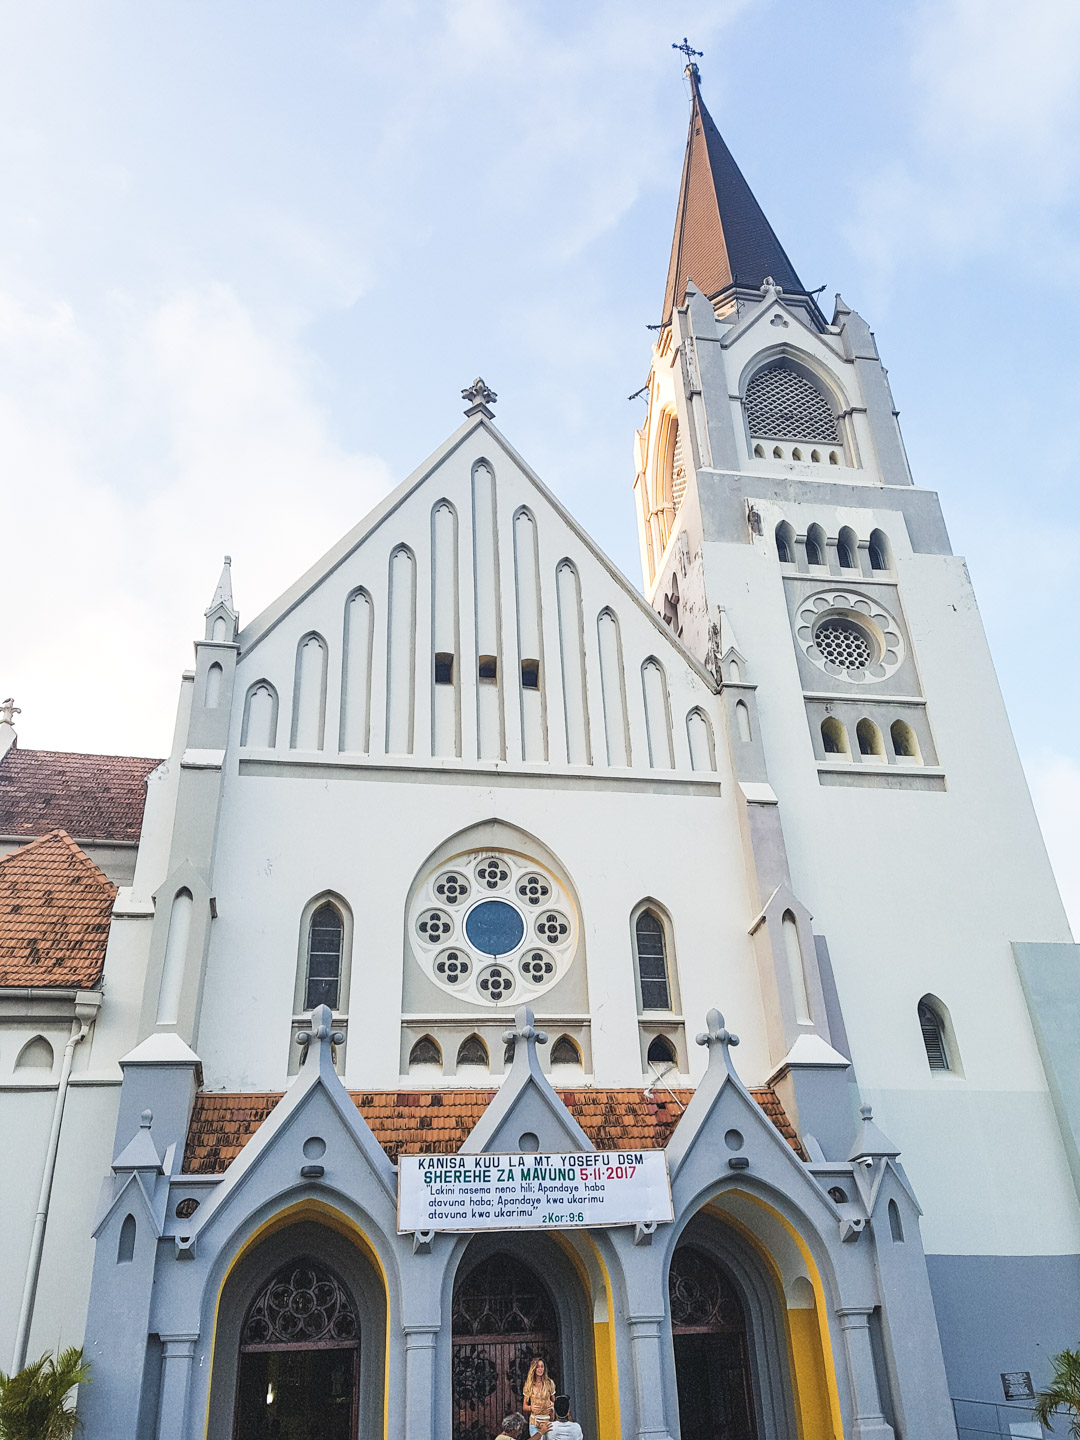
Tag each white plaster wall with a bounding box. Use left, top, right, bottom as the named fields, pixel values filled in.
left=195, top=424, right=772, bottom=1093
left=197, top=769, right=765, bottom=1091
left=0, top=893, right=162, bottom=1363
left=699, top=505, right=1078, bottom=1256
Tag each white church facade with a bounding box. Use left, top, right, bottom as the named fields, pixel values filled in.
left=2, top=63, right=1079, bottom=1440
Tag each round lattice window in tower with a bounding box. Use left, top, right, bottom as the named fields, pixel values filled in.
left=477, top=964, right=515, bottom=1004
left=812, top=616, right=875, bottom=671
left=795, top=591, right=905, bottom=684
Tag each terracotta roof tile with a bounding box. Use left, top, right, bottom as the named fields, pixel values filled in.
left=182, top=1086, right=804, bottom=1174
left=0, top=829, right=117, bottom=988
left=0, top=747, right=161, bottom=843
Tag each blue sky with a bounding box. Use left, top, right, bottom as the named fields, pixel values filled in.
left=1, top=0, right=1077, bottom=923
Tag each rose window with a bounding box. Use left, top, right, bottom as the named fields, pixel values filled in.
left=410, top=849, right=577, bottom=1004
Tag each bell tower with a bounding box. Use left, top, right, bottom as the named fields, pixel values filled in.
left=635, top=57, right=1080, bottom=1404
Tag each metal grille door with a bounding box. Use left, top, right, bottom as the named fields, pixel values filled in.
left=452, top=1255, right=560, bottom=1440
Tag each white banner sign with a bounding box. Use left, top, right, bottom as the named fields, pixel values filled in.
left=397, top=1150, right=673, bottom=1233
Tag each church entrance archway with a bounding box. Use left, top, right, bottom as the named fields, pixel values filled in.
left=233, top=1257, right=360, bottom=1440
left=452, top=1252, right=560, bottom=1440
left=670, top=1244, right=757, bottom=1440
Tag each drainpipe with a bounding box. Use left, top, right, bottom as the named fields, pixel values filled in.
left=12, top=996, right=98, bottom=1371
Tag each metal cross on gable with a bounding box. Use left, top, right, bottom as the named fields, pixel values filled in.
left=672, top=37, right=703, bottom=63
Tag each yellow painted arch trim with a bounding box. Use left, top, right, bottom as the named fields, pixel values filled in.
left=704, top=1192, right=844, bottom=1440
left=200, top=1197, right=391, bottom=1440
left=550, top=1232, right=622, bottom=1440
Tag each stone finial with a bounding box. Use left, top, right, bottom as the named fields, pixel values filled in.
left=140, top=1109, right=153, bottom=1129
left=696, top=1008, right=742, bottom=1080
left=849, top=1103, right=901, bottom=1163
left=296, top=1004, right=346, bottom=1069
left=502, top=1004, right=549, bottom=1053
left=696, top=1008, right=739, bottom=1050
left=462, top=377, right=497, bottom=420
left=0, top=698, right=21, bottom=727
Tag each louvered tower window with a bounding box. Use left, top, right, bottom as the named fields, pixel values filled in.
left=745, top=364, right=838, bottom=442
left=671, top=422, right=687, bottom=510
left=918, top=1000, right=950, bottom=1072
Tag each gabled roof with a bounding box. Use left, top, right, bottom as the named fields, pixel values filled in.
left=0, top=829, right=117, bottom=987
left=181, top=1085, right=802, bottom=1173
left=0, top=747, right=161, bottom=843
left=662, top=67, right=807, bottom=323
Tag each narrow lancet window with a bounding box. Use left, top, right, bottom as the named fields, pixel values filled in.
left=635, top=911, right=672, bottom=1010
left=305, top=904, right=343, bottom=1011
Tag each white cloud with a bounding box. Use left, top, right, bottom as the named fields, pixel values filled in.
left=848, top=0, right=1080, bottom=274
left=1027, top=752, right=1080, bottom=938
left=1, top=282, right=389, bottom=757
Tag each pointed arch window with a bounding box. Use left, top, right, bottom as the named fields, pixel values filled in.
left=634, top=910, right=672, bottom=1011
left=918, top=999, right=951, bottom=1072
left=838, top=527, right=858, bottom=570
left=869, top=529, right=892, bottom=572
left=647, top=1034, right=677, bottom=1068
left=821, top=717, right=850, bottom=757
left=888, top=1199, right=905, bottom=1243
left=305, top=904, right=343, bottom=1011
left=775, top=521, right=795, bottom=565
left=117, top=1214, right=136, bottom=1264
left=550, top=1035, right=583, bottom=1072
left=14, top=1035, right=54, bottom=1071
left=457, top=1035, right=489, bottom=1070
left=408, top=1035, right=442, bottom=1073
left=805, top=524, right=826, bottom=568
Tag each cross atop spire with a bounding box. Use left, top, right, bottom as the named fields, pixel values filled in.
left=672, top=36, right=703, bottom=66
left=661, top=66, right=812, bottom=325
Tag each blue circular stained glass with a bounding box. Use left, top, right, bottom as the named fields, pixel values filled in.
left=465, top=900, right=525, bottom=956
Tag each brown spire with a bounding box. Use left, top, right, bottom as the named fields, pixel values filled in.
left=662, top=65, right=808, bottom=324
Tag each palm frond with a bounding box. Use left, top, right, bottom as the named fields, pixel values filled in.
left=1033, top=1348, right=1080, bottom=1436
left=0, top=1347, right=90, bottom=1440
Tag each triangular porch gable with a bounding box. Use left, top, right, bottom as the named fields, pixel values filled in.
left=175, top=1008, right=396, bottom=1258
left=460, top=1006, right=592, bottom=1155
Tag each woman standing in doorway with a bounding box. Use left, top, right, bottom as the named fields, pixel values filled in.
left=522, top=1358, right=556, bottom=1436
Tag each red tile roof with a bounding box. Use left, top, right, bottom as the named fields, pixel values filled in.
left=183, top=1086, right=804, bottom=1174
left=0, top=829, right=117, bottom=987
left=0, top=747, right=161, bottom=844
